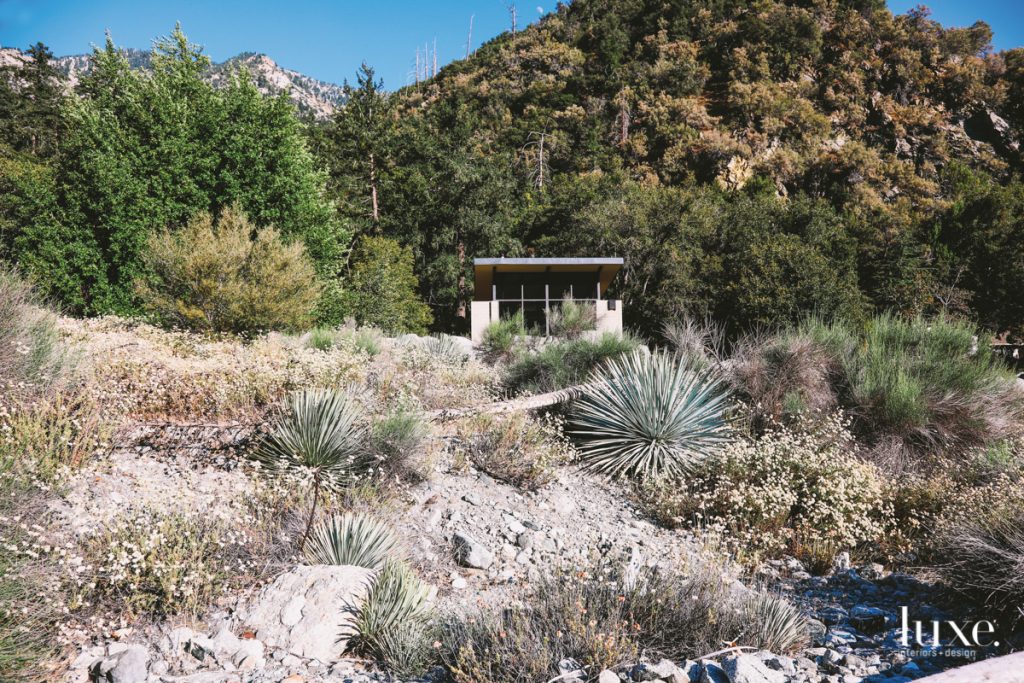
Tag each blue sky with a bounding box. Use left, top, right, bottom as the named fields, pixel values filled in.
left=1, top=0, right=1021, bottom=89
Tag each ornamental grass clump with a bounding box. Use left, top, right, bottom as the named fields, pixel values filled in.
left=481, top=310, right=525, bottom=360
left=548, top=296, right=596, bottom=339
left=304, top=513, right=400, bottom=569
left=504, top=332, right=639, bottom=394
left=256, top=388, right=370, bottom=550
left=731, top=314, right=1024, bottom=469
left=571, top=349, right=732, bottom=479
left=934, top=508, right=1024, bottom=619
left=0, top=264, right=69, bottom=395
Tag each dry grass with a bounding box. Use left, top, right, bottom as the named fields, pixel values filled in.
left=441, top=552, right=808, bottom=683
left=457, top=412, right=574, bottom=490
left=935, top=508, right=1024, bottom=621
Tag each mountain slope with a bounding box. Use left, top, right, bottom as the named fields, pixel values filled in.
left=317, top=0, right=1024, bottom=336
left=399, top=0, right=1021, bottom=203
left=1, top=47, right=346, bottom=118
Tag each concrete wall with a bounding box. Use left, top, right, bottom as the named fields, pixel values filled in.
left=595, top=300, right=623, bottom=336
left=470, top=300, right=499, bottom=343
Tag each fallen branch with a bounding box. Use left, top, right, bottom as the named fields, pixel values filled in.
left=428, top=383, right=592, bottom=422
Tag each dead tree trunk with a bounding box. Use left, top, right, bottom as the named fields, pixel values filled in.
left=369, top=153, right=380, bottom=227
left=456, top=239, right=467, bottom=318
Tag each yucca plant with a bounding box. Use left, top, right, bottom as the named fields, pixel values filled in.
left=354, top=559, right=434, bottom=666
left=744, top=591, right=810, bottom=654
left=257, top=389, right=369, bottom=550
left=305, top=513, right=400, bottom=569
left=571, top=349, right=732, bottom=479
left=426, top=333, right=469, bottom=363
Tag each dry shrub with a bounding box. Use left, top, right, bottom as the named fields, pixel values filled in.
left=935, top=508, right=1024, bottom=620
left=67, top=317, right=367, bottom=421
left=0, top=391, right=106, bottom=482
left=661, top=316, right=726, bottom=366
left=729, top=329, right=837, bottom=427
left=365, top=340, right=492, bottom=413
left=458, top=412, right=574, bottom=490
left=441, top=554, right=808, bottom=683
left=70, top=509, right=242, bottom=618
left=137, top=205, right=321, bottom=334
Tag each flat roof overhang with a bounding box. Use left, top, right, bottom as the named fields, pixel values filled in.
left=473, top=257, right=623, bottom=300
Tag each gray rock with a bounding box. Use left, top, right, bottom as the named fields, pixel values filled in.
left=899, top=661, right=923, bottom=679
left=92, top=645, right=148, bottom=683
left=557, top=658, right=585, bottom=680
left=680, top=660, right=702, bottom=682
left=721, top=654, right=787, bottom=683
left=233, top=564, right=373, bottom=663
left=597, top=670, right=620, bottom=683
left=453, top=531, right=494, bottom=569
left=504, top=514, right=527, bottom=535
left=699, top=660, right=729, bottom=683
left=156, top=673, right=240, bottom=682
left=757, top=652, right=796, bottom=675
left=817, top=607, right=849, bottom=626
left=231, top=639, right=265, bottom=670
left=631, top=659, right=685, bottom=681
left=834, top=552, right=851, bottom=572
left=849, top=605, right=886, bottom=632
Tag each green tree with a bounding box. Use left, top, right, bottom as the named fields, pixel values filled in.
left=325, top=64, right=395, bottom=234
left=8, top=26, right=348, bottom=317
left=341, top=236, right=432, bottom=334
left=934, top=165, right=1024, bottom=339
left=0, top=42, right=66, bottom=157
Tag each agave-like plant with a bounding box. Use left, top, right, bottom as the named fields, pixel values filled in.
left=571, top=349, right=732, bottom=479
left=354, top=559, right=433, bottom=662
left=305, top=513, right=400, bottom=569
left=257, top=388, right=369, bottom=550
left=423, top=333, right=469, bottom=364
left=744, top=591, right=810, bottom=654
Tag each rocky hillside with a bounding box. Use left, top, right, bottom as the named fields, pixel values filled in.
left=1, top=45, right=345, bottom=118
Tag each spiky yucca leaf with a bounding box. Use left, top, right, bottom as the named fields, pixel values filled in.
left=256, top=388, right=369, bottom=487
left=424, top=333, right=469, bottom=363
left=745, top=591, right=810, bottom=654
left=355, top=559, right=433, bottom=662
left=571, top=349, right=732, bottom=479
left=305, top=513, right=400, bottom=569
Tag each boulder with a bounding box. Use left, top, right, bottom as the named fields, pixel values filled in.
left=453, top=531, right=494, bottom=569
left=721, top=654, right=787, bottom=683
left=234, top=564, right=373, bottom=663
left=90, top=644, right=148, bottom=683
left=699, top=660, right=729, bottom=683
left=631, top=659, right=690, bottom=682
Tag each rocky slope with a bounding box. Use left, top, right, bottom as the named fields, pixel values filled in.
left=1, top=46, right=345, bottom=118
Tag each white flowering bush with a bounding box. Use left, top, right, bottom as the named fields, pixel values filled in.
left=68, top=508, right=248, bottom=618
left=644, top=414, right=892, bottom=563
